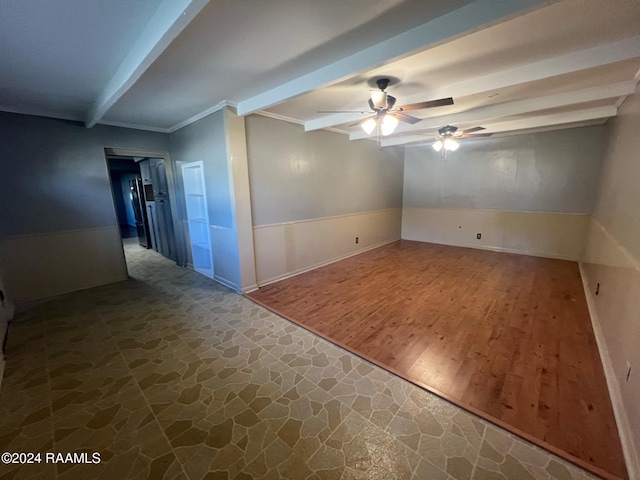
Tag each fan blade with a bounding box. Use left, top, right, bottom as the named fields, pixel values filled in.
left=462, top=126, right=485, bottom=134
left=397, top=97, right=454, bottom=111
left=394, top=112, right=422, bottom=124
left=459, top=132, right=493, bottom=138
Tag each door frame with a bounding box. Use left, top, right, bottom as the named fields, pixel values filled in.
left=104, top=147, right=186, bottom=273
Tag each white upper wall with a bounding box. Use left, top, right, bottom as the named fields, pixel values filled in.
left=403, top=126, right=606, bottom=213
left=245, top=115, right=404, bottom=226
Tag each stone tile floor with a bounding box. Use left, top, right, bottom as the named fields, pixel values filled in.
left=0, top=239, right=602, bottom=479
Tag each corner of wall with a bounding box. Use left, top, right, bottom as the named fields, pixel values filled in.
left=580, top=218, right=640, bottom=480
left=223, top=107, right=258, bottom=292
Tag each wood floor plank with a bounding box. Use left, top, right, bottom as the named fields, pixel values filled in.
left=247, top=240, right=627, bottom=479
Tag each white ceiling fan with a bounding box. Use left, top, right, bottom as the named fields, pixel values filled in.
left=429, top=125, right=493, bottom=154
left=319, top=78, right=454, bottom=138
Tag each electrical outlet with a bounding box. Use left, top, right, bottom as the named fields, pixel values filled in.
left=626, top=362, right=631, bottom=382
left=595, top=283, right=600, bottom=295
left=355, top=237, right=359, bottom=244
left=476, top=233, right=482, bottom=240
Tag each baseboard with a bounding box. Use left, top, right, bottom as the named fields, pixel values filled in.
left=256, top=237, right=400, bottom=288
left=579, top=262, right=639, bottom=480
left=13, top=274, right=128, bottom=311
left=213, top=274, right=241, bottom=294
left=242, top=284, right=259, bottom=294
left=402, top=236, right=579, bottom=261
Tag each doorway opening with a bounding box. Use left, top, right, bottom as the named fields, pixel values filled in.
left=104, top=148, right=185, bottom=275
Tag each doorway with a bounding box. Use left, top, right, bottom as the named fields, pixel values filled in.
left=104, top=148, right=185, bottom=274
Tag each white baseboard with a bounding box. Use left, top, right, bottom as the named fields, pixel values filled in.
left=579, top=262, right=639, bottom=480
left=213, top=274, right=241, bottom=294
left=403, top=236, right=579, bottom=261
left=242, top=284, right=259, bottom=294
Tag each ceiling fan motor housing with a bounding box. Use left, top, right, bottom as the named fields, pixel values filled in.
left=438, top=125, right=458, bottom=136
left=376, top=78, right=390, bottom=91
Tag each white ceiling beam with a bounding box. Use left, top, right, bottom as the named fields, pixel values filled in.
left=394, top=36, right=640, bottom=109
left=312, top=35, right=640, bottom=132
left=350, top=80, right=637, bottom=140
left=85, top=0, right=209, bottom=128
left=380, top=105, right=617, bottom=147
left=236, top=0, right=549, bottom=117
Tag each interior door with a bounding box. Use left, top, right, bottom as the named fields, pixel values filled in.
left=182, top=161, right=213, bottom=278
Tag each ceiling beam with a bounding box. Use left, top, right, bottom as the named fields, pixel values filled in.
left=236, top=0, right=548, bottom=116
left=310, top=35, right=640, bottom=132
left=380, top=105, right=617, bottom=147
left=350, top=80, right=637, bottom=140
left=85, top=0, right=209, bottom=128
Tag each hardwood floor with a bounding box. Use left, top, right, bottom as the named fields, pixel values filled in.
left=247, top=240, right=628, bottom=480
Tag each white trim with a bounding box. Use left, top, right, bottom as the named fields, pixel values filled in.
left=254, top=110, right=348, bottom=136
left=0, top=105, right=83, bottom=123
left=253, top=207, right=401, bottom=230
left=402, top=206, right=591, bottom=217
left=167, top=100, right=237, bottom=133
left=104, top=147, right=169, bottom=158
left=213, top=274, right=240, bottom=293
left=0, top=225, right=122, bottom=241
left=242, top=284, right=259, bottom=294
left=579, top=262, right=640, bottom=480
left=98, top=120, right=170, bottom=133
left=255, top=110, right=305, bottom=126
left=256, top=237, right=399, bottom=288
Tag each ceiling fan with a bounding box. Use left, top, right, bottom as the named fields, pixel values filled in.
left=430, top=125, right=492, bottom=153
left=319, top=78, right=454, bottom=137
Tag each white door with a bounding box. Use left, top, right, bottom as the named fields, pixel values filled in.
left=181, top=162, right=213, bottom=278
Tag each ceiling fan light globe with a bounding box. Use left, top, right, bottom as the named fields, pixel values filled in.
left=371, top=91, right=387, bottom=109
left=444, top=137, right=459, bottom=151
left=361, top=117, right=377, bottom=135
left=432, top=140, right=443, bottom=152
left=381, top=114, right=398, bottom=136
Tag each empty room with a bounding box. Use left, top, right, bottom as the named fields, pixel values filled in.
left=0, top=1, right=638, bottom=479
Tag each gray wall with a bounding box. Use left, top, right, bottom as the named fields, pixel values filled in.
left=403, top=126, right=606, bottom=213
left=0, top=111, right=171, bottom=305
left=0, top=112, right=169, bottom=238
left=245, top=115, right=404, bottom=226
left=170, top=110, right=233, bottom=229
left=170, top=110, right=241, bottom=288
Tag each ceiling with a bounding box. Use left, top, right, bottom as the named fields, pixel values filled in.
left=1, top=0, right=639, bottom=147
